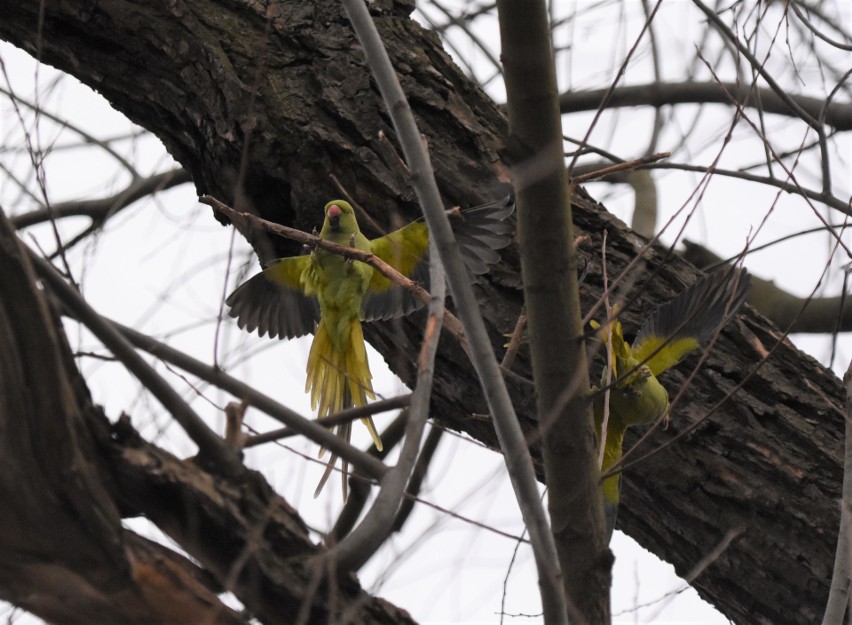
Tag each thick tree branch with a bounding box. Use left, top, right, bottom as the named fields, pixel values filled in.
left=0, top=209, right=243, bottom=624
left=560, top=81, right=852, bottom=131
left=822, top=358, right=852, bottom=624
left=682, top=240, right=852, bottom=333
left=101, top=415, right=418, bottom=625
left=30, top=249, right=243, bottom=475
left=498, top=0, right=608, bottom=622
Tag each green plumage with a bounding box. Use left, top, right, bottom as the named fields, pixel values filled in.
left=593, top=268, right=750, bottom=539
left=226, top=197, right=514, bottom=498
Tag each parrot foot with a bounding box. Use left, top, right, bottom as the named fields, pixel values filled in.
left=345, top=234, right=357, bottom=263
left=303, top=227, right=319, bottom=254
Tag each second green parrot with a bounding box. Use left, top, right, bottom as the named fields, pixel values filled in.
left=226, top=197, right=514, bottom=497
left=592, top=268, right=750, bottom=539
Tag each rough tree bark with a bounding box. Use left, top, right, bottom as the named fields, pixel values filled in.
left=0, top=1, right=844, bottom=624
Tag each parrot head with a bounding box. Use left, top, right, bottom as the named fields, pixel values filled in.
left=323, top=200, right=360, bottom=236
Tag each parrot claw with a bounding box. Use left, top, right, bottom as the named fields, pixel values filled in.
left=661, top=406, right=671, bottom=429
left=344, top=234, right=357, bottom=263
left=304, top=227, right=320, bottom=253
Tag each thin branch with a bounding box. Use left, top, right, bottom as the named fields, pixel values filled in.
left=646, top=526, right=744, bottom=621
left=336, top=0, right=566, bottom=616
left=790, top=0, right=852, bottom=52
left=640, top=0, right=665, bottom=158
left=12, top=168, right=190, bottom=229
left=243, top=395, right=411, bottom=449
left=570, top=151, right=670, bottom=186
left=200, top=194, right=468, bottom=343
left=697, top=59, right=852, bottom=256
left=111, top=320, right=388, bottom=482
left=0, top=84, right=142, bottom=178
left=645, top=161, right=852, bottom=217
left=565, top=0, right=665, bottom=174
left=29, top=250, right=242, bottom=474
left=692, top=0, right=823, bottom=131
left=430, top=0, right=503, bottom=82
left=328, top=233, right=445, bottom=570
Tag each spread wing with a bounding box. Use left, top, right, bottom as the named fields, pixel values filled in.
left=362, top=220, right=431, bottom=322
left=361, top=195, right=515, bottom=322
left=225, top=255, right=320, bottom=339
left=631, top=268, right=750, bottom=376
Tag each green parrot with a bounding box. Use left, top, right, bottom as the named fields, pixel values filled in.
left=592, top=268, right=750, bottom=540
left=226, top=197, right=514, bottom=498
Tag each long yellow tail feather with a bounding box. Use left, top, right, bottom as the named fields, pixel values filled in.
left=305, top=318, right=376, bottom=417
left=308, top=318, right=383, bottom=499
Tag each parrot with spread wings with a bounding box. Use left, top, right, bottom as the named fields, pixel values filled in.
left=592, top=268, right=750, bottom=539
left=226, top=197, right=514, bottom=498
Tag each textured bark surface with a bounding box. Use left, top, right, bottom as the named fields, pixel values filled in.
left=0, top=211, right=247, bottom=624
left=0, top=1, right=844, bottom=624
left=100, top=415, right=417, bottom=624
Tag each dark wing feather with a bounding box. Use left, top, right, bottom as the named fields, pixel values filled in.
left=361, top=258, right=430, bottom=322
left=361, top=195, right=515, bottom=321
left=225, top=256, right=320, bottom=339
left=632, top=267, right=751, bottom=375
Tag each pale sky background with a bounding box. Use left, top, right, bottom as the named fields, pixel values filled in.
left=1, top=1, right=850, bottom=623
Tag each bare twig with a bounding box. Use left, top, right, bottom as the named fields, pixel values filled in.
left=569, top=151, right=670, bottom=186
left=430, top=0, right=503, bottom=82
left=790, top=0, right=852, bottom=52
left=647, top=526, right=744, bottom=621
left=646, top=161, right=851, bottom=217
left=565, top=0, right=665, bottom=174
left=500, top=307, right=527, bottom=370
left=692, top=0, right=822, bottom=131
left=243, top=395, right=411, bottom=449
left=0, top=83, right=142, bottom=178
left=200, top=194, right=468, bottom=343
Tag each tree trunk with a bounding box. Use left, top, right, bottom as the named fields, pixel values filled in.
left=0, top=1, right=843, bottom=624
